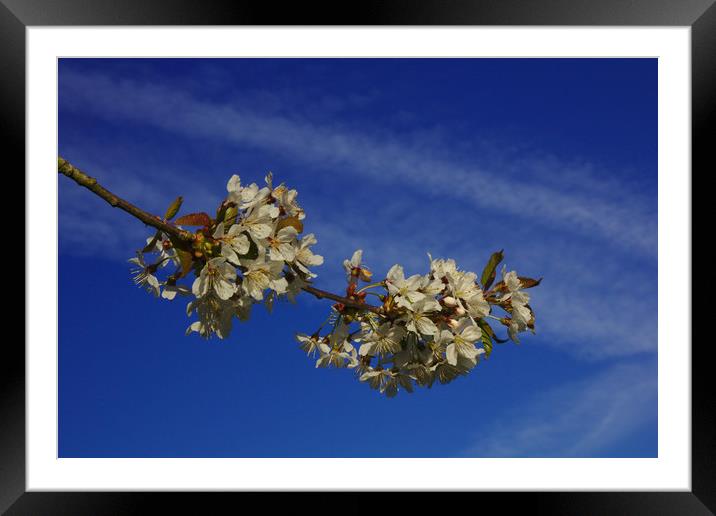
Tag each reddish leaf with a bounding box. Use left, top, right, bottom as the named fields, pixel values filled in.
left=493, top=276, right=542, bottom=292
left=175, top=212, right=212, bottom=227
left=519, top=277, right=542, bottom=289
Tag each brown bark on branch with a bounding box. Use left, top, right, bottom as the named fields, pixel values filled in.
left=58, top=157, right=195, bottom=243
left=301, top=284, right=383, bottom=315
left=58, top=156, right=384, bottom=316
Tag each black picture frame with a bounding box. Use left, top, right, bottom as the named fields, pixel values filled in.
left=4, top=0, right=709, bottom=513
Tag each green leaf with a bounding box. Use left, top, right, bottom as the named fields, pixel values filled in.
left=477, top=318, right=508, bottom=344
left=175, top=212, right=212, bottom=227
left=480, top=249, right=504, bottom=290
left=481, top=331, right=493, bottom=357
left=174, top=248, right=194, bottom=279
left=164, top=196, right=183, bottom=220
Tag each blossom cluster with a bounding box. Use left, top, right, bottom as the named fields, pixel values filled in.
left=129, top=172, right=323, bottom=339
left=125, top=172, right=539, bottom=397
left=296, top=250, right=539, bottom=397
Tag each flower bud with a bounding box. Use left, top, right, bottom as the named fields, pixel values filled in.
left=442, top=296, right=457, bottom=307
left=447, top=318, right=459, bottom=329
left=455, top=306, right=466, bottom=316
left=359, top=268, right=373, bottom=282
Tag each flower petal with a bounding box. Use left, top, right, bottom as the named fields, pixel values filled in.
left=446, top=343, right=458, bottom=366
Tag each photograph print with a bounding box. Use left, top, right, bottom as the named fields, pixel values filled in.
left=58, top=57, right=657, bottom=458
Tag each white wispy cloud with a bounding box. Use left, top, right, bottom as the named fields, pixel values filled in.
left=304, top=214, right=657, bottom=360
left=461, top=360, right=657, bottom=457
left=58, top=70, right=657, bottom=257
left=58, top=68, right=657, bottom=360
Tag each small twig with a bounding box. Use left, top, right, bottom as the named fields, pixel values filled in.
left=301, top=284, right=383, bottom=315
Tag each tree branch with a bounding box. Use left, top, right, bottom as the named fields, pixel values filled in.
left=301, top=284, right=383, bottom=315
left=58, top=157, right=194, bottom=243
left=58, top=156, right=384, bottom=316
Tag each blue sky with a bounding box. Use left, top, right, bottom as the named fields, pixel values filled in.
left=58, top=58, right=657, bottom=457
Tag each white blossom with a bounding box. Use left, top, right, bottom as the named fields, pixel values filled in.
left=267, top=226, right=298, bottom=262
left=120, top=171, right=539, bottom=396
left=445, top=319, right=483, bottom=367
left=428, top=254, right=458, bottom=279
left=216, top=222, right=251, bottom=264
left=359, top=368, right=412, bottom=397
left=274, top=184, right=305, bottom=220
left=128, top=252, right=161, bottom=297
left=143, top=234, right=179, bottom=268
left=343, top=249, right=372, bottom=281
left=358, top=322, right=405, bottom=357
left=242, top=257, right=287, bottom=301
left=385, top=264, right=425, bottom=309
left=316, top=343, right=351, bottom=368
left=296, top=333, right=322, bottom=357
left=161, top=283, right=191, bottom=300
left=192, top=257, right=237, bottom=301
left=292, top=233, right=324, bottom=278
left=227, top=174, right=271, bottom=211
left=419, top=274, right=445, bottom=297
left=465, top=290, right=490, bottom=319
left=359, top=368, right=391, bottom=390
left=185, top=295, right=235, bottom=339
left=508, top=300, right=532, bottom=343
left=499, top=268, right=532, bottom=342
left=343, top=249, right=363, bottom=277
left=400, top=298, right=441, bottom=336
left=240, top=204, right=279, bottom=242
left=500, top=269, right=530, bottom=306
left=445, top=270, right=481, bottom=308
